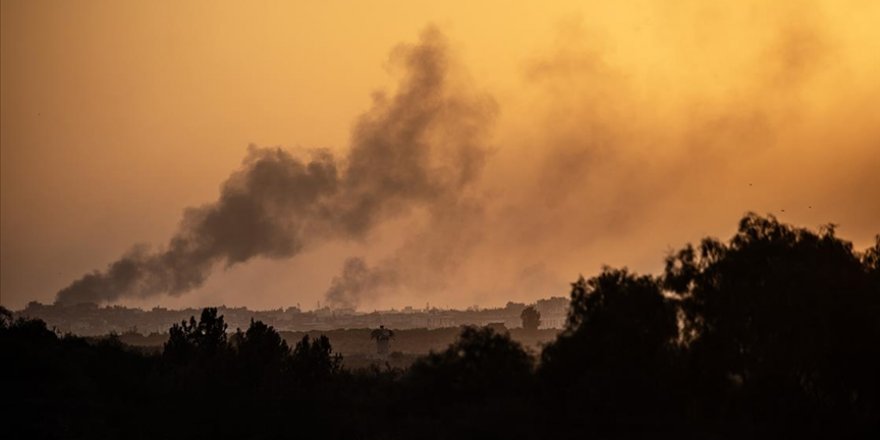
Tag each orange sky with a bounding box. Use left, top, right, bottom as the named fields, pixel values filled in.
left=2, top=0, right=878, bottom=311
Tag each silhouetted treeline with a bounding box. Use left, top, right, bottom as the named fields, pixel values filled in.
left=2, top=214, right=878, bottom=439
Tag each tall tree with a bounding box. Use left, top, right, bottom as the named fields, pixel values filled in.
left=539, top=268, right=681, bottom=431
left=290, top=334, right=342, bottom=383
left=232, top=319, right=290, bottom=383
left=664, top=214, right=880, bottom=430
left=164, top=307, right=228, bottom=364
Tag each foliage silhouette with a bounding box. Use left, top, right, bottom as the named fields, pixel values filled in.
left=664, top=213, right=880, bottom=434
left=408, top=325, right=534, bottom=398
left=231, top=319, right=290, bottom=386
left=290, top=334, right=343, bottom=383
left=520, top=305, right=541, bottom=331
left=3, top=214, right=878, bottom=438
left=540, top=268, right=682, bottom=433
left=398, top=325, right=537, bottom=438
left=0, top=306, right=13, bottom=329
left=163, top=307, right=228, bottom=365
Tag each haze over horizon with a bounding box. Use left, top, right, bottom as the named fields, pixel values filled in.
left=2, top=0, right=878, bottom=311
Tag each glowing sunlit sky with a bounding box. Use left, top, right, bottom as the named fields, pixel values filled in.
left=2, top=0, right=878, bottom=311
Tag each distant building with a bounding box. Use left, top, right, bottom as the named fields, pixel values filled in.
left=370, top=325, right=394, bottom=359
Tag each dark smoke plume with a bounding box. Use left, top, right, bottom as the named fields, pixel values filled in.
left=324, top=257, right=398, bottom=310
left=322, top=193, right=489, bottom=309
left=55, top=27, right=496, bottom=306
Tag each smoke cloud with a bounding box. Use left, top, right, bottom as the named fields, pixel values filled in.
left=324, top=257, right=397, bottom=310
left=53, top=5, right=880, bottom=311
left=323, top=8, right=880, bottom=310
left=55, top=27, right=496, bottom=306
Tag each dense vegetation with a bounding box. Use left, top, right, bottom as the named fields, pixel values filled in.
left=2, top=214, right=878, bottom=439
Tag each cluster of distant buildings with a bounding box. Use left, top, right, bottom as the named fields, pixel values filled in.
left=15, top=297, right=569, bottom=337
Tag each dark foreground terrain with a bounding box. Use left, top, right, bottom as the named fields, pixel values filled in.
left=2, top=214, right=879, bottom=439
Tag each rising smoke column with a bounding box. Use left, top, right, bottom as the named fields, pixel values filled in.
left=322, top=193, right=490, bottom=310
left=54, top=147, right=341, bottom=305
left=324, top=257, right=398, bottom=310
left=54, top=27, right=496, bottom=306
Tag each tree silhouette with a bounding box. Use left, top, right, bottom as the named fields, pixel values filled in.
left=3, top=214, right=877, bottom=438
left=664, top=213, right=880, bottom=432
left=864, top=235, right=880, bottom=292
left=163, top=307, right=228, bottom=365
left=542, top=269, right=678, bottom=376
left=540, top=268, right=680, bottom=430
left=520, top=305, right=541, bottom=331
left=0, top=306, right=12, bottom=329
left=232, top=319, right=290, bottom=383
left=290, top=334, right=342, bottom=383
left=409, top=326, right=534, bottom=399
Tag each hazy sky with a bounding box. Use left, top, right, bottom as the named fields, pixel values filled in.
left=2, top=0, right=878, bottom=311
